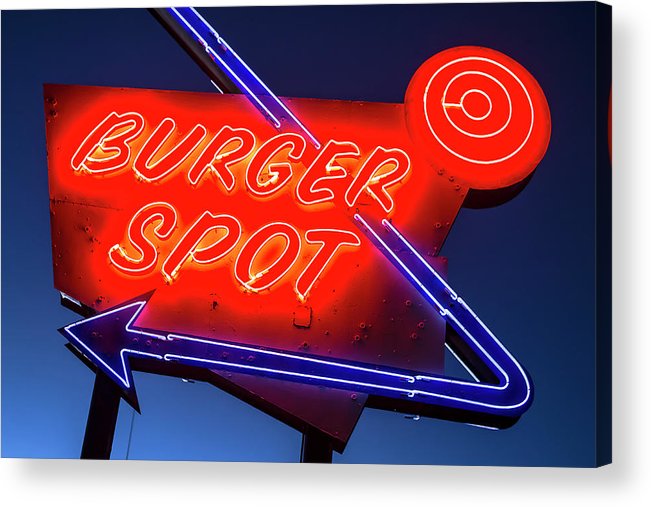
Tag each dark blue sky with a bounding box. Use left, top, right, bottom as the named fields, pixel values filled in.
left=2, top=3, right=600, bottom=465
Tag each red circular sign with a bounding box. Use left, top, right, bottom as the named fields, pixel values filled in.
left=404, top=46, right=551, bottom=190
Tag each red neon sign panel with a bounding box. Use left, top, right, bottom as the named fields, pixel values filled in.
left=46, top=46, right=550, bottom=381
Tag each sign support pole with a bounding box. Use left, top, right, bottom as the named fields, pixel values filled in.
left=80, top=371, right=121, bottom=459
left=300, top=429, right=334, bottom=463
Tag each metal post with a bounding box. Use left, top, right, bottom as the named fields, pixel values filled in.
left=300, top=429, right=333, bottom=463
left=80, top=371, right=121, bottom=459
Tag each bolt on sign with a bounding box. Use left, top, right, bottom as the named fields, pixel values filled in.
left=46, top=36, right=550, bottom=441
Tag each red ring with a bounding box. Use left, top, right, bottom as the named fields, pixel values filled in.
left=404, top=46, right=551, bottom=190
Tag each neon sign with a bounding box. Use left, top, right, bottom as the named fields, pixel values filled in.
left=46, top=10, right=550, bottom=428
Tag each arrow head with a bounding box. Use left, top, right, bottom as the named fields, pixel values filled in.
left=59, top=294, right=157, bottom=408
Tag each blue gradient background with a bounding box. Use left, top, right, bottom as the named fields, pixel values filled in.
left=2, top=3, right=598, bottom=465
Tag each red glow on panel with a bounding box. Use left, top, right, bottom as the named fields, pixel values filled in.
left=72, top=111, right=145, bottom=174
left=234, top=222, right=302, bottom=293
left=162, top=212, right=242, bottom=283
left=295, top=229, right=361, bottom=301
left=344, top=146, right=412, bottom=213
left=133, top=118, right=207, bottom=182
left=246, top=133, right=307, bottom=197
left=108, top=201, right=177, bottom=275
left=187, top=126, right=256, bottom=190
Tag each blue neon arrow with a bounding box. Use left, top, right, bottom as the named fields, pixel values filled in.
left=61, top=216, right=532, bottom=423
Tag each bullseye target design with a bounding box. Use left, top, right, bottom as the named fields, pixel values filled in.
left=405, top=46, right=551, bottom=190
